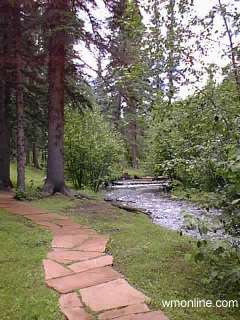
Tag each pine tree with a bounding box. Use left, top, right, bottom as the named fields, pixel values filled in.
left=107, top=0, right=147, bottom=168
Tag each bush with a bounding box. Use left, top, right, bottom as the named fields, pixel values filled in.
left=64, top=108, right=124, bottom=191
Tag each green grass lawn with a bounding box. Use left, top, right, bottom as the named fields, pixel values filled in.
left=32, top=196, right=239, bottom=320
left=0, top=209, right=64, bottom=320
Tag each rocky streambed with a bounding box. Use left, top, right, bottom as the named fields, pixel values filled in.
left=105, top=179, right=227, bottom=240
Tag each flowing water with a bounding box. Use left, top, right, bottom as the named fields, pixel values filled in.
left=105, top=180, right=227, bottom=240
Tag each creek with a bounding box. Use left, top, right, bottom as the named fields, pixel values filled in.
left=105, top=179, right=227, bottom=240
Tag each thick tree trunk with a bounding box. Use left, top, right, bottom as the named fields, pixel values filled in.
left=15, top=5, right=25, bottom=192
left=0, top=2, right=12, bottom=190
left=32, top=142, right=41, bottom=169
left=0, top=74, right=12, bottom=190
left=43, top=0, right=70, bottom=195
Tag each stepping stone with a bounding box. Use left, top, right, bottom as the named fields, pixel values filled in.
left=0, top=200, right=15, bottom=204
left=116, top=311, right=169, bottom=320
left=52, top=234, right=91, bottom=249
left=47, top=250, right=103, bottom=264
left=43, top=259, right=73, bottom=280
left=99, top=303, right=150, bottom=320
left=80, top=279, right=149, bottom=312
left=46, top=266, right=122, bottom=293
left=27, top=213, right=65, bottom=222
left=6, top=207, right=45, bottom=215
left=52, top=227, right=84, bottom=236
left=59, top=293, right=91, bottom=320
left=60, top=306, right=90, bottom=320
left=69, top=255, right=113, bottom=273
left=59, top=292, right=83, bottom=308
left=74, top=236, right=109, bottom=252
left=54, top=220, right=81, bottom=227
left=36, top=221, right=62, bottom=232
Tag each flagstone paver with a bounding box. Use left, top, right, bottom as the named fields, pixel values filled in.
left=60, top=306, right=91, bottom=320
left=80, top=279, right=150, bottom=312
left=59, top=292, right=83, bottom=308
left=43, top=259, right=73, bottom=280
left=98, top=304, right=150, bottom=320
left=115, top=311, right=169, bottom=320
left=52, top=234, right=90, bottom=248
left=69, top=255, right=113, bottom=273
left=47, top=249, right=104, bottom=263
left=47, top=266, right=122, bottom=293
left=74, top=235, right=110, bottom=252
left=0, top=192, right=169, bottom=320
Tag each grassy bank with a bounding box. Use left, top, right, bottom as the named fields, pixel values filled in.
left=32, top=196, right=239, bottom=320
left=0, top=209, right=64, bottom=320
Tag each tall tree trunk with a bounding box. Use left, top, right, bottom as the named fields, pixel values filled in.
left=32, top=142, right=41, bottom=169
left=15, top=4, right=25, bottom=192
left=0, top=70, right=12, bottom=190
left=0, top=1, right=12, bottom=190
left=218, top=0, right=240, bottom=94
left=26, top=148, right=30, bottom=165
left=112, top=93, right=122, bottom=129
left=127, top=102, right=138, bottom=169
left=167, top=0, right=176, bottom=105
left=43, top=0, right=69, bottom=195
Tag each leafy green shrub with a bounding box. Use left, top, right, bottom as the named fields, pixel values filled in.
left=14, top=180, right=43, bottom=200
left=64, top=108, right=124, bottom=191
left=192, top=238, right=240, bottom=300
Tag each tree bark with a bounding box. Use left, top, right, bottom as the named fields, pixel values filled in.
left=43, top=0, right=70, bottom=195
left=127, top=102, right=138, bottom=169
left=167, top=0, right=176, bottom=105
left=218, top=0, right=240, bottom=94
left=15, top=4, right=25, bottom=192
left=0, top=2, right=12, bottom=190
left=0, top=69, right=12, bottom=190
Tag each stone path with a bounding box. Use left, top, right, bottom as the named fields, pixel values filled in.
left=0, top=192, right=168, bottom=320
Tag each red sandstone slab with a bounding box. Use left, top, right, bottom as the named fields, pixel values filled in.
left=35, top=221, right=62, bottom=232
left=98, top=304, right=150, bottom=320
left=47, top=250, right=104, bottom=263
left=52, top=228, right=84, bottom=236
left=116, top=311, right=169, bottom=320
left=43, top=259, right=73, bottom=280
left=54, top=219, right=81, bottom=227
left=5, top=207, right=46, bottom=215
left=69, top=255, right=113, bottom=273
left=46, top=266, right=122, bottom=293
left=52, top=234, right=90, bottom=249
left=80, top=279, right=149, bottom=312
left=0, top=192, right=14, bottom=198
left=60, top=306, right=90, bottom=320
left=26, top=213, right=64, bottom=221
left=59, top=292, right=83, bottom=308
left=0, top=200, right=15, bottom=204
left=74, top=236, right=109, bottom=252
